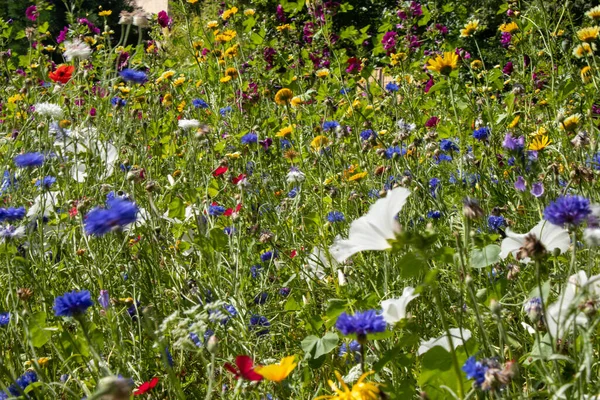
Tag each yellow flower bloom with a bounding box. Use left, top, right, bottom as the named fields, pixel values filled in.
left=315, top=371, right=381, bottom=400
left=162, top=93, right=173, bottom=106
left=316, top=68, right=330, bottom=78
left=508, top=115, right=520, bottom=128
left=187, top=0, right=198, bottom=3
left=390, top=52, right=407, bottom=66
left=499, top=22, right=518, bottom=33
left=581, top=66, right=593, bottom=83
left=98, top=10, right=112, bottom=16
left=207, top=21, right=218, bottom=29
left=8, top=94, right=23, bottom=104
left=528, top=135, right=551, bottom=151
left=220, top=76, right=232, bottom=83
left=244, top=9, right=255, bottom=16
left=426, top=51, right=458, bottom=75
left=221, top=7, right=238, bottom=21
left=291, top=96, right=303, bottom=107
left=348, top=172, right=368, bottom=181
left=460, top=20, right=479, bottom=37
left=470, top=60, right=483, bottom=70
left=255, top=356, right=296, bottom=382
left=156, top=70, right=175, bottom=84
left=276, top=125, right=294, bottom=138
left=276, top=24, right=292, bottom=32
left=224, top=44, right=239, bottom=57
left=560, top=114, right=581, bottom=131
left=572, top=42, right=596, bottom=58
left=586, top=6, right=600, bottom=20
left=226, top=152, right=241, bottom=159
left=275, top=88, right=293, bottom=105
left=578, top=26, right=600, bottom=43
left=225, top=67, right=238, bottom=77
left=177, top=100, right=186, bottom=112
left=174, top=77, right=185, bottom=86
left=311, top=135, right=330, bottom=151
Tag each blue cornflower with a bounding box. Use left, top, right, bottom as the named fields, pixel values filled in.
left=544, top=195, right=591, bottom=226
left=190, top=332, right=202, bottom=347
left=590, top=153, right=600, bottom=170
left=385, top=82, right=399, bottom=92
left=35, top=176, right=56, bottom=189
left=9, top=371, right=37, bottom=396
left=260, top=250, right=277, bottom=262
left=472, top=127, right=491, bottom=141
left=322, top=121, right=340, bottom=131
left=249, top=314, right=270, bottom=336
left=368, top=189, right=380, bottom=198
left=339, top=340, right=362, bottom=363
left=280, top=139, right=291, bottom=149
left=250, top=264, right=263, bottom=278
left=224, top=226, right=236, bottom=235
left=439, top=139, right=459, bottom=152
left=427, top=210, right=441, bottom=219
left=111, top=97, right=127, bottom=107
left=14, top=152, right=44, bottom=168
left=119, top=68, right=148, bottom=84
left=0, top=171, right=16, bottom=195
left=488, top=215, right=505, bottom=231
left=359, top=129, right=376, bottom=141
left=241, top=132, right=258, bottom=145
left=0, top=312, right=10, bottom=326
left=462, top=357, right=488, bottom=387
left=53, top=290, right=94, bottom=317
left=254, top=292, right=268, bottom=305
left=429, top=178, right=440, bottom=197
left=385, top=145, right=405, bottom=159
left=193, top=98, right=209, bottom=108
left=208, top=204, right=226, bottom=216
left=288, top=188, right=298, bottom=198
left=164, top=346, right=174, bottom=367
left=435, top=154, right=452, bottom=163
left=279, top=287, right=290, bottom=297
left=335, top=310, right=386, bottom=337
left=222, top=304, right=237, bottom=324
left=0, top=207, right=26, bottom=222
left=219, top=106, right=232, bottom=116
left=327, top=211, right=345, bottom=223
left=84, top=198, right=138, bottom=236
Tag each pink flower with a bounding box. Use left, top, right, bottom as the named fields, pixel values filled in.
left=25, top=5, right=38, bottom=22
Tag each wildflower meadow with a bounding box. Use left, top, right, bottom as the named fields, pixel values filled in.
left=2, top=0, right=600, bottom=398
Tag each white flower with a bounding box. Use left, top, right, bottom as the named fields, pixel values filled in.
left=584, top=228, right=600, bottom=247
left=0, top=225, right=25, bottom=240
left=545, top=271, right=600, bottom=339
left=63, top=39, right=92, bottom=61
left=27, top=192, right=59, bottom=218
left=286, top=168, right=305, bottom=183
left=418, top=328, right=472, bottom=356
left=132, top=13, right=150, bottom=27
left=34, top=102, right=63, bottom=118
left=381, top=287, right=419, bottom=325
left=499, top=220, right=570, bottom=264
left=70, top=162, right=87, bottom=182
left=306, top=247, right=337, bottom=281
left=178, top=119, right=200, bottom=130
left=329, top=186, right=410, bottom=262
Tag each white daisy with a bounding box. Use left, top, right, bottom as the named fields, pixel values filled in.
left=63, top=39, right=92, bottom=61
left=34, top=103, right=64, bottom=118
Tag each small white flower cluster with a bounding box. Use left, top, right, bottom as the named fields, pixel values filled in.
left=178, top=119, right=201, bottom=131
left=63, top=39, right=92, bottom=61
left=34, top=102, right=64, bottom=119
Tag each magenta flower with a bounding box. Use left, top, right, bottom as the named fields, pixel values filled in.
left=25, top=5, right=38, bottom=21
left=382, top=31, right=397, bottom=51
left=157, top=10, right=171, bottom=28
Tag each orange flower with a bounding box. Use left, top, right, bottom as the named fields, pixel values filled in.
left=48, top=65, right=75, bottom=84
left=254, top=356, right=296, bottom=382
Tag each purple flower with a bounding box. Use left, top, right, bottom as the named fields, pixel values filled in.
left=98, top=290, right=110, bottom=309
left=488, top=215, right=505, bottom=231
left=463, top=357, right=488, bottom=387
left=57, top=26, right=69, bottom=43
left=335, top=310, right=386, bottom=338
left=381, top=31, right=397, bottom=51
left=0, top=312, right=10, bottom=326
left=0, top=207, right=26, bottom=222
left=25, top=5, right=37, bottom=21
left=502, top=133, right=524, bottom=151
left=119, top=69, right=147, bottom=84
left=84, top=198, right=138, bottom=236
left=473, top=127, right=490, bottom=141
left=241, top=132, right=258, bottom=145
left=503, top=61, right=514, bottom=75
left=14, top=152, right=44, bottom=168
left=500, top=32, right=512, bottom=48
left=425, top=116, right=439, bottom=128
left=530, top=182, right=544, bottom=198
left=53, top=290, right=94, bottom=317
left=544, top=195, right=591, bottom=226
left=514, top=176, right=526, bottom=192
left=157, top=10, right=172, bottom=28
left=276, top=4, right=286, bottom=22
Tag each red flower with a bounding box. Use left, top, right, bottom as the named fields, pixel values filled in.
left=213, top=166, right=228, bottom=177
left=224, top=203, right=242, bottom=217
left=224, top=355, right=263, bottom=381
left=134, top=377, right=159, bottom=396
left=231, top=173, right=246, bottom=185
left=48, top=64, right=75, bottom=84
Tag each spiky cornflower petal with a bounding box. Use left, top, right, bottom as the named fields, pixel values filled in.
left=543, top=195, right=591, bottom=226
left=53, top=290, right=94, bottom=317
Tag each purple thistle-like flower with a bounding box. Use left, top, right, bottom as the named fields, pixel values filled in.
left=53, top=290, right=94, bottom=317
left=335, top=310, right=386, bottom=337
left=544, top=195, right=591, bottom=226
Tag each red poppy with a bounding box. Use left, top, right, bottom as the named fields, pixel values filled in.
left=48, top=64, right=75, bottom=84
left=224, top=355, right=263, bottom=381
left=134, top=377, right=159, bottom=395
left=231, top=173, right=246, bottom=185
left=224, top=203, right=242, bottom=217
left=212, top=166, right=228, bottom=177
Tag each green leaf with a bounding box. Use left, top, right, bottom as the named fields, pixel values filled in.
left=374, top=345, right=412, bottom=371
left=168, top=197, right=186, bottom=220
left=250, top=32, right=264, bottom=45
left=427, top=80, right=448, bottom=93
left=470, top=244, right=501, bottom=268
left=340, top=26, right=358, bottom=40
left=399, top=252, right=425, bottom=278
left=301, top=332, right=339, bottom=360
left=28, top=312, right=52, bottom=348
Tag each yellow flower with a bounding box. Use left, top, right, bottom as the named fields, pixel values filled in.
left=276, top=24, right=292, bottom=32
left=426, top=51, right=458, bottom=75
left=499, top=22, right=518, bottom=33
left=275, top=88, right=293, bottom=105
left=311, top=135, right=330, bottom=151
left=174, top=77, right=185, bottom=86
left=291, top=96, right=303, bottom=107
left=225, top=67, right=238, bottom=77
left=156, top=70, right=175, bottom=84
left=59, top=119, right=71, bottom=129
left=207, top=21, right=218, bottom=29
left=162, top=93, right=173, bottom=106
left=220, top=76, right=232, bottom=83
left=578, top=26, right=600, bottom=43
left=221, top=6, right=238, bottom=21
left=315, top=371, right=380, bottom=400
left=226, top=152, right=241, bottom=159
left=560, top=114, right=581, bottom=131
left=118, top=86, right=131, bottom=94
left=316, top=68, right=330, bottom=78
left=187, top=0, right=198, bottom=3
left=244, top=9, right=255, bottom=16
left=529, top=135, right=551, bottom=151
left=390, top=52, right=407, bottom=66
left=581, top=66, right=593, bottom=83
left=460, top=20, right=479, bottom=37
left=348, top=171, right=368, bottom=181
left=470, top=60, right=483, bottom=70
left=224, top=44, right=239, bottom=57
left=276, top=125, right=294, bottom=137
left=586, top=6, right=600, bottom=20
left=255, top=356, right=296, bottom=382
left=177, top=100, right=186, bottom=112
left=98, top=10, right=112, bottom=16
left=8, top=94, right=23, bottom=104
left=508, top=115, right=520, bottom=128
left=572, top=42, right=596, bottom=58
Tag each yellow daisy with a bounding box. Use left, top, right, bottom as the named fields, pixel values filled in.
left=207, top=20, right=218, bottom=29
left=291, top=96, right=303, bottom=107
left=560, top=114, right=581, bottom=131
left=316, top=68, right=330, bottom=78
left=98, top=10, right=112, bottom=17
left=581, top=66, right=593, bottom=83
left=275, top=88, right=293, bottom=105
left=578, top=26, right=600, bottom=43
left=528, top=135, right=551, bottom=151
left=499, top=22, right=518, bottom=33
left=426, top=51, right=459, bottom=75
left=315, top=371, right=381, bottom=400
left=348, top=171, right=368, bottom=181
left=221, top=6, right=238, bottom=21
left=276, top=24, right=292, bottom=32
left=586, top=6, right=600, bottom=20
left=244, top=9, right=255, bottom=16
left=276, top=125, right=294, bottom=138
left=460, top=20, right=479, bottom=37
left=220, top=76, right=232, bottom=83
left=311, top=135, right=330, bottom=151
left=573, top=42, right=596, bottom=58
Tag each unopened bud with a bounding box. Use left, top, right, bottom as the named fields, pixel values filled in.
left=207, top=335, right=218, bottom=354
